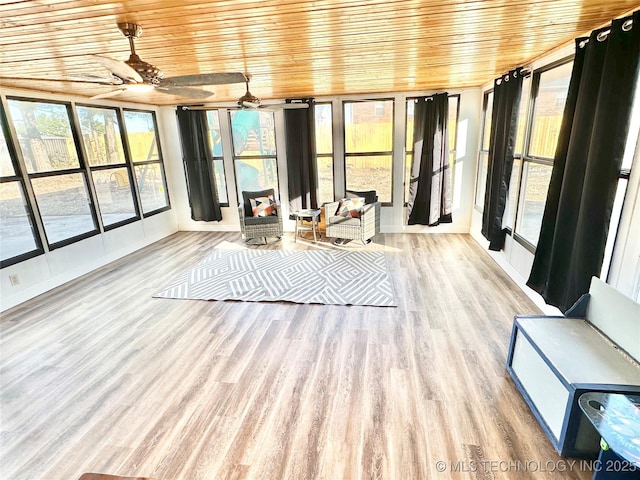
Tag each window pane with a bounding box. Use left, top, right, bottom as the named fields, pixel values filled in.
left=315, top=104, right=333, bottom=155
left=77, top=106, right=126, bottom=166
left=206, top=111, right=228, bottom=204
left=1, top=120, right=15, bottom=177
left=406, top=100, right=415, bottom=150
left=235, top=158, right=279, bottom=197
left=123, top=111, right=159, bottom=162
left=317, top=155, right=334, bottom=204
left=516, top=162, right=552, bottom=245
left=505, top=158, right=522, bottom=229
left=212, top=159, right=228, bottom=204
left=206, top=110, right=224, bottom=156
left=529, top=62, right=573, bottom=158
left=475, top=151, right=489, bottom=209
left=482, top=92, right=494, bottom=151
left=134, top=163, right=169, bottom=213
left=91, top=167, right=137, bottom=226
left=448, top=96, right=458, bottom=150
left=345, top=154, right=392, bottom=203
left=0, top=181, right=39, bottom=261
left=230, top=111, right=276, bottom=156
left=515, top=76, right=531, bottom=154
left=345, top=100, right=393, bottom=153
left=31, top=173, right=96, bottom=244
left=8, top=100, right=80, bottom=173
left=405, top=153, right=413, bottom=204
left=314, top=104, right=333, bottom=204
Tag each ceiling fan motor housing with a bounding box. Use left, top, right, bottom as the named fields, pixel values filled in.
left=125, top=54, right=164, bottom=84
left=117, top=22, right=164, bottom=84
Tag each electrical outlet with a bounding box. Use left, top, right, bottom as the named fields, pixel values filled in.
left=8, top=274, right=20, bottom=286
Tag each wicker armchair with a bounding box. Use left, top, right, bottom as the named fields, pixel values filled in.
left=239, top=189, right=283, bottom=244
left=324, top=200, right=380, bottom=244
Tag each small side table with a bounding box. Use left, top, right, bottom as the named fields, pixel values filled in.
left=578, top=392, right=640, bottom=479
left=292, top=209, right=321, bottom=242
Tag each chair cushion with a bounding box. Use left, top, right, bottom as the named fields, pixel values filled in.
left=250, top=196, right=277, bottom=217
left=346, top=189, right=378, bottom=204
left=328, top=215, right=361, bottom=226
left=244, top=215, right=281, bottom=226
left=335, top=197, right=365, bottom=218
left=242, top=189, right=275, bottom=217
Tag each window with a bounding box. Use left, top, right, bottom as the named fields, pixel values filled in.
left=77, top=106, right=139, bottom=228
left=230, top=110, right=279, bottom=198
left=506, top=75, right=531, bottom=231
left=516, top=162, right=553, bottom=245
left=529, top=62, right=573, bottom=159
left=475, top=91, right=493, bottom=210
left=405, top=95, right=459, bottom=204
left=514, top=60, right=573, bottom=248
left=206, top=110, right=229, bottom=205
left=344, top=100, right=393, bottom=203
left=314, top=103, right=334, bottom=204
left=123, top=110, right=170, bottom=215
left=0, top=105, right=42, bottom=267
left=7, top=98, right=98, bottom=248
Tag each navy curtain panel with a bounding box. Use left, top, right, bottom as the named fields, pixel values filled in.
left=481, top=68, right=523, bottom=250
left=284, top=99, right=318, bottom=214
left=407, top=93, right=452, bottom=226
left=527, top=11, right=640, bottom=312
left=176, top=108, right=222, bottom=222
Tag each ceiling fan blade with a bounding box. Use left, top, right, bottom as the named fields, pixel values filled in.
left=92, top=55, right=142, bottom=83
left=258, top=103, right=311, bottom=111
left=68, top=72, right=122, bottom=83
left=90, top=88, right=127, bottom=100
left=159, top=72, right=247, bottom=87
left=280, top=103, right=310, bottom=109
left=0, top=75, right=121, bottom=86
left=155, top=86, right=215, bottom=99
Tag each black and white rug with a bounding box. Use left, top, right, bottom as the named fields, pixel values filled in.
left=154, top=248, right=397, bottom=307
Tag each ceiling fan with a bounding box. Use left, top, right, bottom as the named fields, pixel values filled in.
left=1, top=23, right=248, bottom=100
left=187, top=80, right=310, bottom=111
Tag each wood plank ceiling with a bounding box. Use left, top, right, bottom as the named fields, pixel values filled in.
left=0, top=0, right=638, bottom=106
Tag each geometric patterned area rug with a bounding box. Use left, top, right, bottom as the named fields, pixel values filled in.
left=154, top=248, right=397, bottom=307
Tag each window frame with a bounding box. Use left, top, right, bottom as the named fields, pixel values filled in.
left=474, top=89, right=494, bottom=212
left=6, top=96, right=101, bottom=250
left=404, top=94, right=460, bottom=206
left=314, top=101, right=335, bottom=204
left=342, top=98, right=395, bottom=206
left=228, top=109, right=280, bottom=200
left=122, top=108, right=171, bottom=217
left=0, top=102, right=44, bottom=268
left=504, top=72, right=532, bottom=235
left=513, top=56, right=573, bottom=253
left=76, top=103, right=142, bottom=230
left=205, top=109, right=230, bottom=207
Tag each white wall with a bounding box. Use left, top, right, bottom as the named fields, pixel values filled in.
left=0, top=87, right=179, bottom=312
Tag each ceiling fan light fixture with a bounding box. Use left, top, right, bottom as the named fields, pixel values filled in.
left=238, top=80, right=261, bottom=106
left=126, top=83, right=155, bottom=93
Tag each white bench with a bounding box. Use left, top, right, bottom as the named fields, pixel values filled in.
left=506, top=277, right=640, bottom=458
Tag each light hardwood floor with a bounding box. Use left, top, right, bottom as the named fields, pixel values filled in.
left=0, top=232, right=592, bottom=480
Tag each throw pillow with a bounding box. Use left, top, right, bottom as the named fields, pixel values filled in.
left=346, top=189, right=378, bottom=204
left=335, top=197, right=365, bottom=218
left=250, top=196, right=277, bottom=217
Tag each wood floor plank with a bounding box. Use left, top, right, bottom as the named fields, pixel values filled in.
left=0, top=232, right=593, bottom=480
